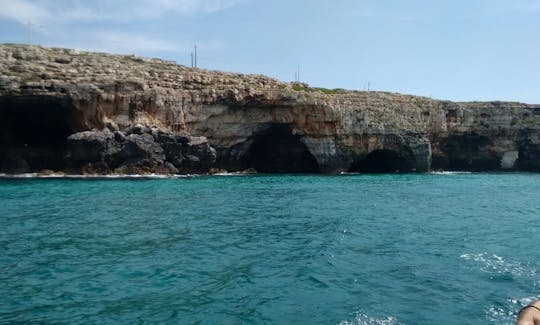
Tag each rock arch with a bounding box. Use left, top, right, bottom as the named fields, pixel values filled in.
left=218, top=123, right=320, bottom=173
left=348, top=134, right=430, bottom=173
left=350, top=148, right=416, bottom=173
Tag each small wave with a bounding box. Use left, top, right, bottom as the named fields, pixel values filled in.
left=460, top=253, right=536, bottom=278
left=339, top=311, right=402, bottom=325
left=0, top=172, right=42, bottom=178
left=0, top=173, right=196, bottom=179
left=430, top=171, right=472, bottom=175
left=484, top=296, right=539, bottom=324
left=212, top=171, right=251, bottom=176
left=509, top=296, right=539, bottom=306
left=484, top=306, right=516, bottom=324
left=0, top=171, right=260, bottom=179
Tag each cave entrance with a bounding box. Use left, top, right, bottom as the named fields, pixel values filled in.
left=246, top=124, right=319, bottom=173
left=0, top=96, right=82, bottom=173
left=435, top=133, right=497, bottom=171
left=350, top=149, right=415, bottom=173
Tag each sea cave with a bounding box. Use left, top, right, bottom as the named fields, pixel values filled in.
left=350, top=149, right=415, bottom=173
left=0, top=96, right=82, bottom=173
left=243, top=123, right=320, bottom=173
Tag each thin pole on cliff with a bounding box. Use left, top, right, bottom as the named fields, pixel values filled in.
left=194, top=45, right=198, bottom=68
left=27, top=22, right=32, bottom=45
left=27, top=22, right=43, bottom=46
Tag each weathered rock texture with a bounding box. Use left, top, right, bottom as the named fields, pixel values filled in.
left=1, top=44, right=539, bottom=174
left=66, top=126, right=215, bottom=174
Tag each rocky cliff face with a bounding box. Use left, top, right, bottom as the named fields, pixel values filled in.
left=1, top=44, right=539, bottom=174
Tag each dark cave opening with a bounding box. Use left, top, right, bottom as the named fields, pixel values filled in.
left=245, top=124, right=320, bottom=173
left=0, top=96, right=82, bottom=172
left=435, top=133, right=498, bottom=171
left=350, top=149, right=414, bottom=173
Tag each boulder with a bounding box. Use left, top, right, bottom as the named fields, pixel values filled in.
left=181, top=137, right=217, bottom=173
left=153, top=130, right=187, bottom=167
left=66, top=127, right=216, bottom=174
left=66, top=130, right=113, bottom=165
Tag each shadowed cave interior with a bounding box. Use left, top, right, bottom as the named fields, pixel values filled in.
left=433, top=133, right=499, bottom=171
left=244, top=124, right=320, bottom=173
left=350, top=149, right=415, bottom=173
left=0, top=96, right=81, bottom=172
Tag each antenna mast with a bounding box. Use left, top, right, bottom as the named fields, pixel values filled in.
left=194, top=45, right=197, bottom=68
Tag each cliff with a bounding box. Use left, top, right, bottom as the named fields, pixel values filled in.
left=1, top=44, right=539, bottom=174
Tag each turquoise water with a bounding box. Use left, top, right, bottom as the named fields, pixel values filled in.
left=1, top=173, right=539, bottom=324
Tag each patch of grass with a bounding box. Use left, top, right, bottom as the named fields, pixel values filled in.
left=313, top=87, right=339, bottom=94
left=277, top=84, right=287, bottom=90
left=292, top=84, right=308, bottom=92
left=291, top=84, right=341, bottom=94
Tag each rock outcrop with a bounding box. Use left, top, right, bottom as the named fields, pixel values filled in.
left=66, top=126, right=216, bottom=174
left=1, top=44, right=539, bottom=174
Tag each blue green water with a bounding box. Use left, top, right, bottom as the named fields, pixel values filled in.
left=1, top=173, right=539, bottom=324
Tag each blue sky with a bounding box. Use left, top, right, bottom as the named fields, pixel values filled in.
left=0, top=0, right=539, bottom=103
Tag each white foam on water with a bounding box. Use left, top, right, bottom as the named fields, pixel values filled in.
left=461, top=253, right=539, bottom=323
left=339, top=311, right=402, bottom=325
left=0, top=171, right=262, bottom=179
left=484, top=296, right=539, bottom=324
left=212, top=171, right=251, bottom=176
left=0, top=173, right=196, bottom=179
left=460, top=253, right=536, bottom=278
left=0, top=173, right=40, bottom=178
left=484, top=306, right=516, bottom=324
left=509, top=296, right=538, bottom=306
left=430, top=171, right=472, bottom=175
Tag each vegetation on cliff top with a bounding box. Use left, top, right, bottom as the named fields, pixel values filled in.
left=289, top=83, right=343, bottom=95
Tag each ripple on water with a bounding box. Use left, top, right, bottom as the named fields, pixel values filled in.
left=1, top=174, right=540, bottom=323
left=339, top=310, right=402, bottom=325
left=460, top=253, right=537, bottom=279
left=484, top=296, right=539, bottom=324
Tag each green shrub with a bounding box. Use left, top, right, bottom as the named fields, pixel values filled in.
left=292, top=84, right=308, bottom=91
left=313, top=87, right=338, bottom=94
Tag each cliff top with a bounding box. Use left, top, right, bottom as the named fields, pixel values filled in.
left=0, top=44, right=533, bottom=108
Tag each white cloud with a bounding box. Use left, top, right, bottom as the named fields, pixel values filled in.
left=146, top=0, right=247, bottom=15
left=0, top=0, right=236, bottom=56
left=55, top=30, right=227, bottom=56
left=84, top=31, right=181, bottom=53
left=0, top=0, right=51, bottom=24
left=0, top=0, right=247, bottom=25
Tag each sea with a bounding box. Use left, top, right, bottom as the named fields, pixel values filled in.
left=1, top=173, right=539, bottom=324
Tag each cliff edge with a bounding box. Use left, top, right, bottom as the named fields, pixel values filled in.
left=1, top=44, right=539, bottom=174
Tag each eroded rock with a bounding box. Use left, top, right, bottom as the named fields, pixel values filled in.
left=1, top=44, right=540, bottom=174
left=66, top=128, right=216, bottom=174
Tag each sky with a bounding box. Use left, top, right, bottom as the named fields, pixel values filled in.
left=0, top=0, right=539, bottom=103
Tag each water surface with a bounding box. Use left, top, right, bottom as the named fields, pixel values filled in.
left=1, top=173, right=539, bottom=324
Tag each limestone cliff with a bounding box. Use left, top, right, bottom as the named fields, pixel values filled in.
left=1, top=44, right=539, bottom=174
